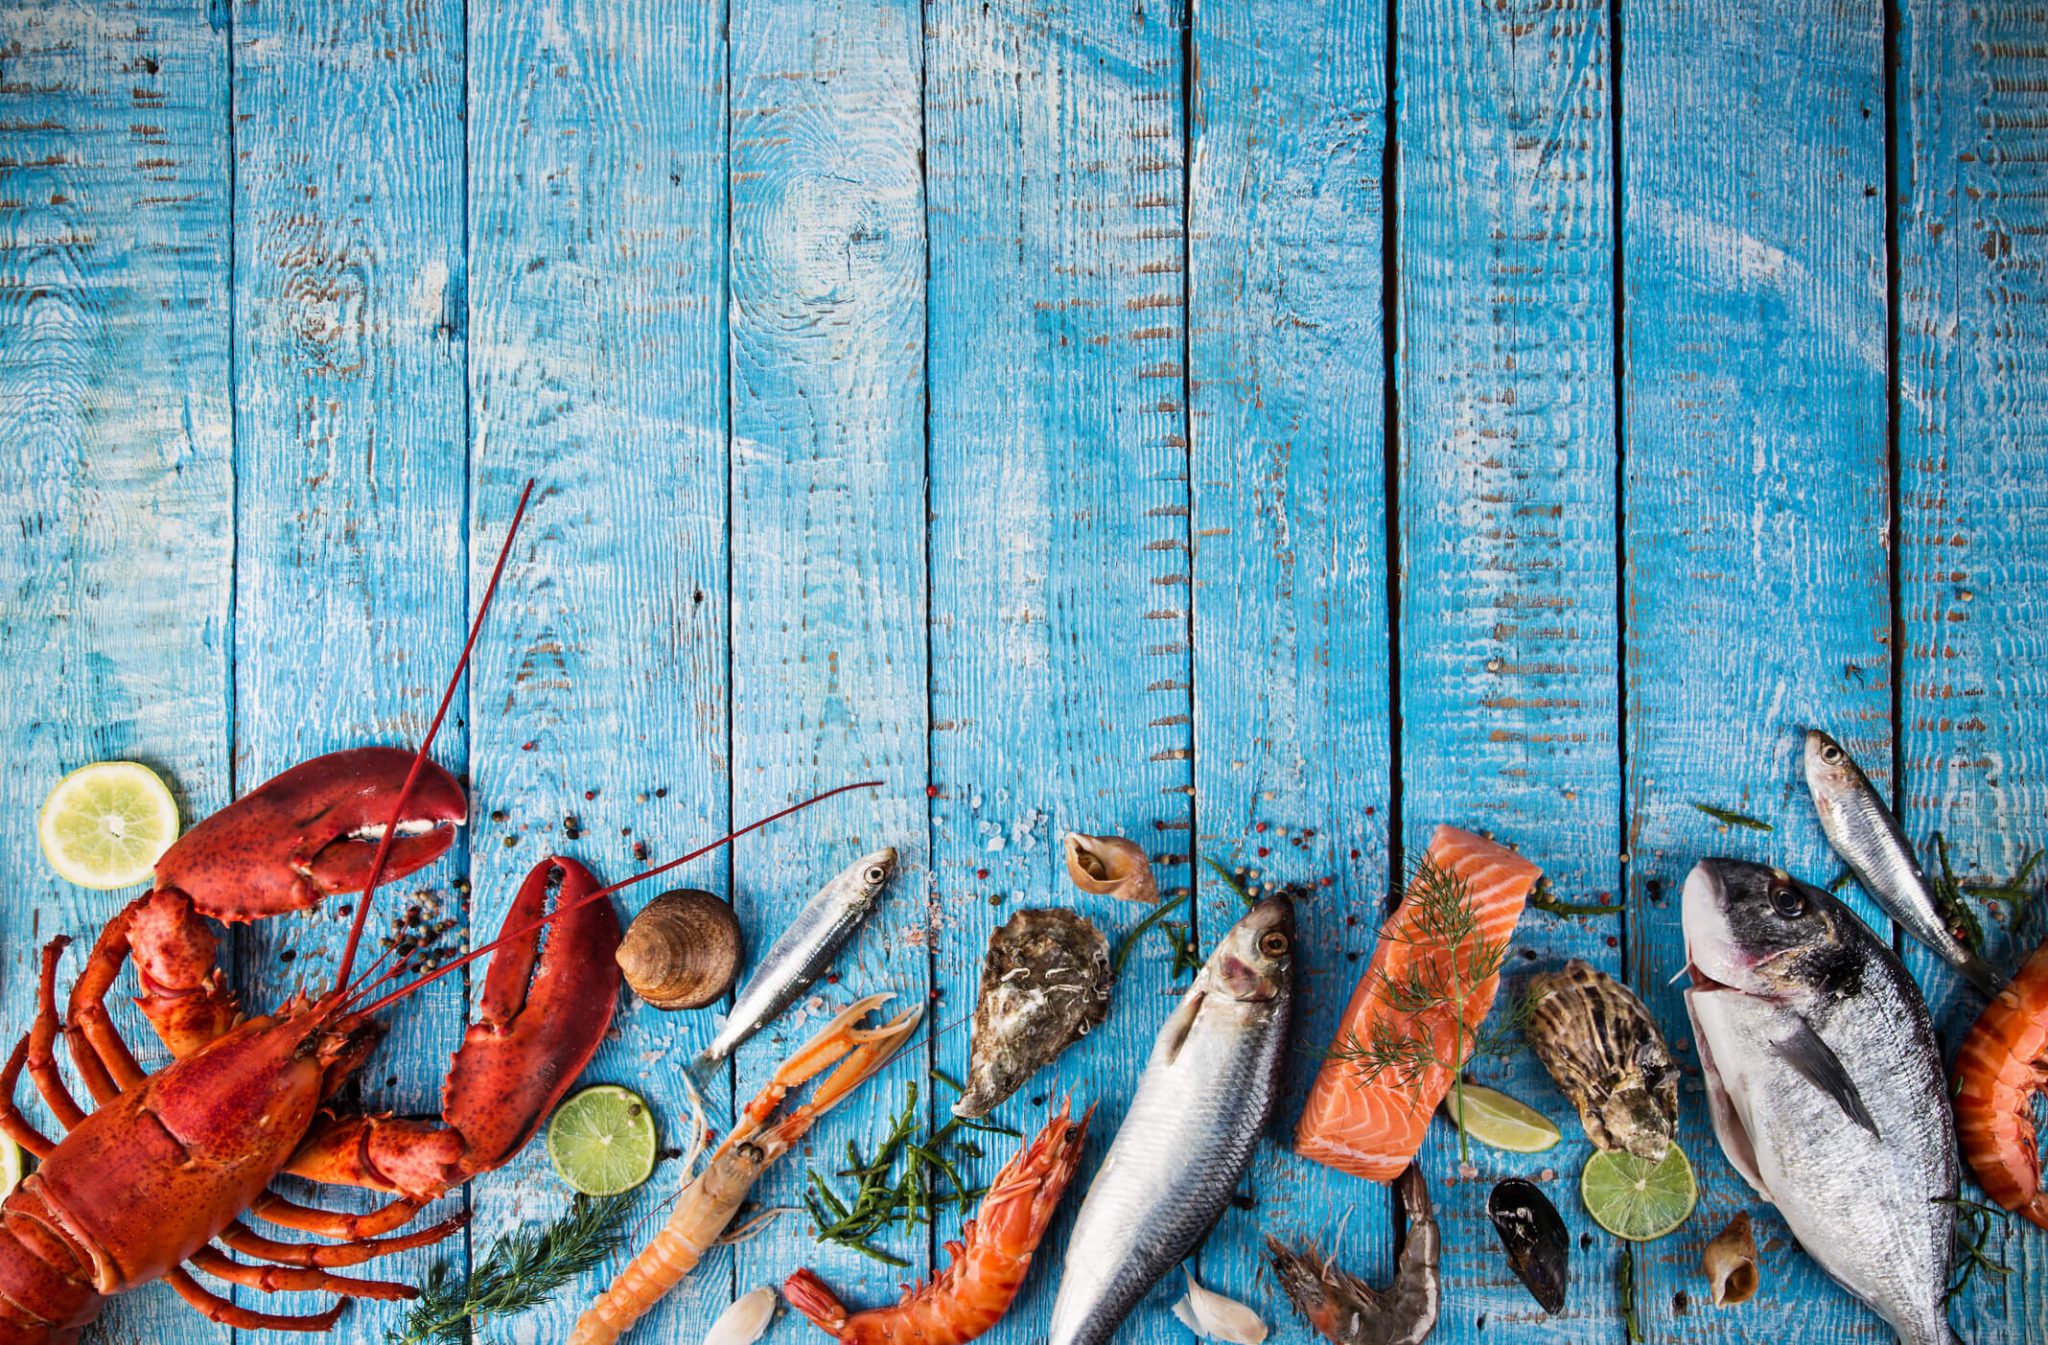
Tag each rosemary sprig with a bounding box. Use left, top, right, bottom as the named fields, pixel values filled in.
left=1324, top=857, right=1511, bottom=1165
left=803, top=1082, right=1006, bottom=1265
left=387, top=1194, right=636, bottom=1345
left=1113, top=889, right=1193, bottom=976
left=1691, top=802, right=1773, bottom=833
left=1618, top=1247, right=1642, bottom=1343
left=1939, top=1194, right=2012, bottom=1303
left=1528, top=877, right=1623, bottom=917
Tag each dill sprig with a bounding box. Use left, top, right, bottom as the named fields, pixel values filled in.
left=387, top=1193, right=636, bottom=1345
left=1691, top=802, right=1773, bottom=833
left=802, top=1082, right=1015, bottom=1266
left=1939, top=1194, right=2012, bottom=1303
left=1325, top=857, right=1512, bottom=1165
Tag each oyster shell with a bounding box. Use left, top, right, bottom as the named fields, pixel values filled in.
left=955, top=908, right=1113, bottom=1118
left=1525, top=958, right=1678, bottom=1162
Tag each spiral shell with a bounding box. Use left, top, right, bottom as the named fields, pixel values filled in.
left=1525, top=959, right=1678, bottom=1162
left=1063, top=832, right=1158, bottom=903
left=616, top=888, right=743, bottom=1011
left=1703, top=1212, right=1759, bottom=1306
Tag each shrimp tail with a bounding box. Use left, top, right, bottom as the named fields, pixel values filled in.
left=569, top=1223, right=710, bottom=1345
left=783, top=1269, right=853, bottom=1339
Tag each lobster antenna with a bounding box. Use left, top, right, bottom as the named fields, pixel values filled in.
left=344, top=779, right=885, bottom=1018
left=329, top=478, right=537, bottom=999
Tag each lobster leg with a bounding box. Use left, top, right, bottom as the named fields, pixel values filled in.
left=27, top=941, right=85, bottom=1129
left=287, top=857, right=621, bottom=1201
left=0, top=1037, right=55, bottom=1157
left=165, top=1266, right=345, bottom=1332
left=188, top=1247, right=413, bottom=1301
left=219, top=1214, right=466, bottom=1268
left=251, top=1189, right=430, bottom=1240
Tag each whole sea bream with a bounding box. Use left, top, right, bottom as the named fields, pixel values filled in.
left=1047, top=894, right=1294, bottom=1345
left=696, top=847, right=897, bottom=1067
left=1682, top=858, right=1958, bottom=1345
left=1803, top=727, right=2003, bottom=995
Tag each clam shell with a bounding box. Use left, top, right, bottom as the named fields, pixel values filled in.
left=1525, top=958, right=1678, bottom=1162
left=616, top=888, right=742, bottom=1011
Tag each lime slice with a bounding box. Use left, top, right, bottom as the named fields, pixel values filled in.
left=547, top=1085, right=657, bottom=1196
left=38, top=762, right=179, bottom=890
left=1444, top=1083, right=1562, bottom=1154
left=1581, top=1142, right=1697, bottom=1241
left=0, top=1134, right=21, bottom=1197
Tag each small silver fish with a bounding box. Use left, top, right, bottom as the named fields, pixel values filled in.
left=696, top=847, right=897, bottom=1067
left=1048, top=894, right=1293, bottom=1345
left=1803, top=728, right=2002, bottom=995
left=1683, top=859, right=1957, bottom=1345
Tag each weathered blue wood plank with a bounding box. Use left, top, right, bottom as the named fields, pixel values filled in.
left=1897, top=1, right=2048, bottom=1335
left=727, top=0, right=931, bottom=1320
left=1619, top=0, right=1893, bottom=1339
left=230, top=0, right=470, bottom=1338
left=926, top=3, right=1189, bottom=1343
left=1186, top=0, right=1394, bottom=1330
left=1398, top=0, right=1622, bottom=1337
left=464, top=2, right=733, bottom=1341
left=0, top=3, right=231, bottom=1340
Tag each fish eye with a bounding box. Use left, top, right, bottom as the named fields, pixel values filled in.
left=864, top=866, right=888, bottom=885
left=1769, top=881, right=1807, bottom=919
left=1820, top=741, right=1843, bottom=765
left=1258, top=930, right=1290, bottom=958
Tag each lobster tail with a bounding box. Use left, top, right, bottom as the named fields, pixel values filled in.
left=782, top=1270, right=852, bottom=1337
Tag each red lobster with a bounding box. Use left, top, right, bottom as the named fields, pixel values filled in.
left=0, top=487, right=874, bottom=1342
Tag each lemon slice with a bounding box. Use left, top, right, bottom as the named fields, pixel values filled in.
left=1581, top=1142, right=1697, bottom=1241
left=38, top=762, right=179, bottom=890
left=547, top=1085, right=657, bottom=1196
left=1444, top=1083, right=1563, bottom=1154
left=0, top=1134, right=21, bottom=1197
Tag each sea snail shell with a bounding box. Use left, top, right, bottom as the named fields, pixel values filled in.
left=616, top=888, right=743, bottom=1011
left=1063, top=832, right=1158, bottom=904
left=1703, top=1212, right=1759, bottom=1307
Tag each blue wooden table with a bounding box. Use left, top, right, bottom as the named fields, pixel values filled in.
left=0, top=0, right=2042, bottom=1341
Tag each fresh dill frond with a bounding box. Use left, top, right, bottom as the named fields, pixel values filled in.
left=1691, top=802, right=1773, bottom=833
left=387, top=1193, right=636, bottom=1345
left=1323, top=856, right=1514, bottom=1164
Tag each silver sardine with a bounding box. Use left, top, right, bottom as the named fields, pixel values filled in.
left=1804, top=727, right=2002, bottom=995
left=1047, top=894, right=1294, bottom=1345
left=695, top=847, right=897, bottom=1067
left=1683, top=859, right=1957, bottom=1345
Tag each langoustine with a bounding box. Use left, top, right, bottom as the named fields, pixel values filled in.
left=568, top=995, right=923, bottom=1345
left=1266, top=1164, right=1441, bottom=1345
left=1955, top=934, right=2048, bottom=1227
left=783, top=1100, right=1092, bottom=1345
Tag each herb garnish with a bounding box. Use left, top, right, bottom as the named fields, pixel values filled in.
left=1939, top=1194, right=2012, bottom=1303
left=1618, top=1247, right=1642, bottom=1343
left=1112, top=890, right=1193, bottom=976
left=1926, top=832, right=1989, bottom=954
left=1691, top=802, right=1773, bottom=833
left=388, top=1194, right=636, bottom=1344
left=802, top=1081, right=1017, bottom=1266
left=1325, top=857, right=1512, bottom=1165
left=1528, top=876, right=1623, bottom=917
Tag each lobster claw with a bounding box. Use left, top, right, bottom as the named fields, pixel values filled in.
left=441, top=856, right=622, bottom=1177
left=154, top=747, right=467, bottom=920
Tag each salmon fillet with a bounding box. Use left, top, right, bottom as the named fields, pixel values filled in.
left=1295, top=825, right=1542, bottom=1182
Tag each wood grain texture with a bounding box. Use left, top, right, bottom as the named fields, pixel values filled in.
left=1187, top=0, right=1394, bottom=1321
left=727, top=0, right=931, bottom=1313
left=230, top=0, right=470, bottom=1337
left=1619, top=0, right=1893, bottom=1339
left=1896, top=1, right=2048, bottom=1337
left=0, top=3, right=231, bottom=1340
left=1398, top=0, right=1621, bottom=1336
left=464, top=2, right=732, bottom=1340
left=925, top=1, right=1189, bottom=1341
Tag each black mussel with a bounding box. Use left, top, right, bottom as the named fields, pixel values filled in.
left=1488, top=1178, right=1569, bottom=1315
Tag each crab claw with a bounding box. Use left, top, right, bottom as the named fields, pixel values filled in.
left=155, top=746, right=467, bottom=920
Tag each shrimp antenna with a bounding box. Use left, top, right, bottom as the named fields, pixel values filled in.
left=329, top=478, right=536, bottom=1000
left=343, top=779, right=885, bottom=1019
